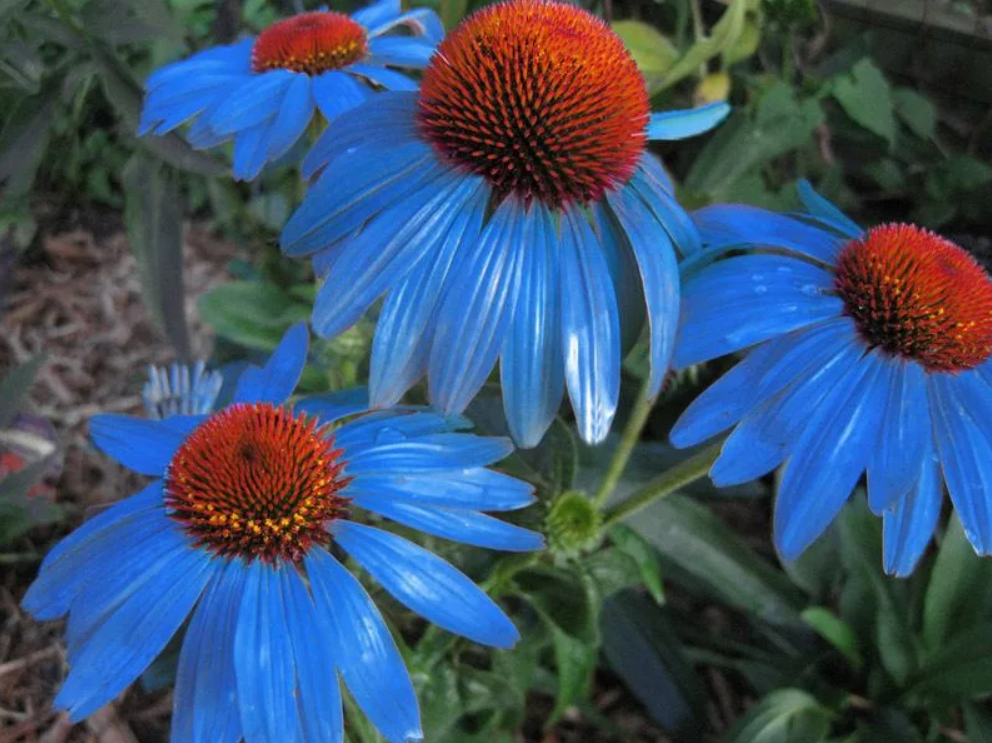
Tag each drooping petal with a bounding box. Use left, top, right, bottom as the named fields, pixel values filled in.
left=264, top=74, right=315, bottom=161
left=882, top=448, right=941, bottom=577
left=930, top=372, right=992, bottom=554
left=369, top=184, right=488, bottom=407
left=627, top=161, right=701, bottom=255
left=305, top=548, right=422, bottom=743
left=693, top=204, right=844, bottom=265
left=293, top=388, right=370, bottom=424
left=312, top=70, right=369, bottom=121
left=205, top=71, right=296, bottom=135
left=89, top=415, right=186, bottom=475
left=234, top=322, right=309, bottom=405
left=775, top=351, right=888, bottom=560
left=710, top=324, right=863, bottom=486
left=368, top=36, right=436, bottom=66
left=347, top=63, right=418, bottom=91
left=281, top=567, right=343, bottom=743
left=55, top=535, right=214, bottom=722
left=428, top=196, right=525, bottom=414
left=796, top=180, right=862, bottom=238
left=592, top=202, right=645, bottom=356
left=500, top=204, right=565, bottom=447
left=234, top=562, right=301, bottom=743
left=866, top=360, right=930, bottom=514
left=675, top=253, right=842, bottom=368
left=312, top=170, right=483, bottom=339
left=171, top=559, right=248, bottom=743
left=353, top=496, right=544, bottom=551
left=145, top=40, right=253, bottom=93
left=345, top=469, right=535, bottom=511
left=608, top=184, right=681, bottom=397
left=335, top=410, right=469, bottom=452
left=232, top=122, right=274, bottom=181
left=646, top=101, right=731, bottom=140
left=560, top=207, right=620, bottom=444
left=352, top=0, right=400, bottom=29
left=333, top=521, right=519, bottom=647
left=344, top=433, right=513, bottom=475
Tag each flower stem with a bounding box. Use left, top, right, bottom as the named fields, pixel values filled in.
left=601, top=440, right=722, bottom=527
left=592, top=378, right=656, bottom=508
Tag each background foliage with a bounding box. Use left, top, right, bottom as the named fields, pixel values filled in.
left=3, top=0, right=992, bottom=740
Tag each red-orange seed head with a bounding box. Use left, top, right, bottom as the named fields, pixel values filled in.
left=165, top=403, right=350, bottom=563
left=252, top=12, right=367, bottom=75
left=835, top=223, right=992, bottom=372
left=416, top=0, right=649, bottom=209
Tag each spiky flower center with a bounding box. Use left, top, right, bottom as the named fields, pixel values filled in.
left=165, top=403, right=349, bottom=563
left=251, top=12, right=367, bottom=75
left=834, top=223, right=992, bottom=372
left=416, top=0, right=649, bottom=209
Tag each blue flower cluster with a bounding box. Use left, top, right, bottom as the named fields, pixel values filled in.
left=23, top=0, right=992, bottom=740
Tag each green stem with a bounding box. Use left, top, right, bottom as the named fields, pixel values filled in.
left=601, top=440, right=722, bottom=527
left=592, top=378, right=656, bottom=508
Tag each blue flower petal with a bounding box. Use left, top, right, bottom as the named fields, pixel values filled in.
left=335, top=410, right=469, bottom=451
left=930, top=372, right=992, bottom=554
left=368, top=189, right=487, bottom=407
left=312, top=70, right=369, bottom=121
left=294, top=388, right=371, bottom=424
left=90, top=415, right=187, bottom=475
left=234, top=322, right=309, bottom=405
left=693, top=204, right=844, bottom=265
left=592, top=202, right=645, bottom=356
left=333, top=521, right=519, bottom=648
left=353, top=496, right=544, bottom=552
left=347, top=64, right=418, bottom=91
left=635, top=152, right=676, bottom=194
left=866, top=360, right=930, bottom=514
left=305, top=548, right=422, bottom=743
left=345, top=433, right=513, bottom=475
left=172, top=559, right=248, bottom=743
left=145, top=40, right=253, bottom=92
left=313, top=169, right=481, bottom=340
left=624, top=171, right=700, bottom=258
left=206, top=71, right=296, bottom=135
left=24, top=493, right=168, bottom=620
left=139, top=73, right=250, bottom=136
left=675, top=254, right=842, bottom=368
left=560, top=207, right=621, bottom=444
left=232, top=122, right=273, bottom=181
left=368, top=8, right=443, bottom=43
left=670, top=318, right=852, bottom=448
left=235, top=562, right=301, bottom=743
left=429, top=197, right=524, bottom=415
left=345, top=469, right=535, bottom=511
left=500, top=204, right=565, bottom=447
left=775, top=351, right=888, bottom=560
left=55, top=535, right=214, bottom=722
left=281, top=567, right=344, bottom=743
left=368, top=36, right=436, bottom=66
left=282, top=140, right=437, bottom=257
left=796, top=180, right=862, bottom=238
left=352, top=0, right=401, bottom=29
left=159, top=414, right=209, bottom=436
left=608, top=184, right=680, bottom=398
left=264, top=74, right=315, bottom=161
left=646, top=101, right=731, bottom=140
left=710, top=323, right=862, bottom=486
left=882, top=448, right=941, bottom=577
left=301, top=92, right=419, bottom=180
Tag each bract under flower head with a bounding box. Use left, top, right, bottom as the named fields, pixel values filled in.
left=252, top=11, right=368, bottom=74
left=835, top=223, right=992, bottom=372
left=672, top=181, right=992, bottom=576
left=417, top=0, right=649, bottom=208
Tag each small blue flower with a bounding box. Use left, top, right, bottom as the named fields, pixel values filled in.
left=142, top=361, right=223, bottom=418
left=24, top=323, right=542, bottom=742
left=138, top=0, right=442, bottom=180
left=671, top=180, right=992, bottom=576
left=280, top=0, right=729, bottom=447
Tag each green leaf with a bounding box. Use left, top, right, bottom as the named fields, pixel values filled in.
left=892, top=88, right=936, bottom=140
left=0, top=40, right=44, bottom=92
left=911, top=622, right=992, bottom=698
left=626, top=494, right=804, bottom=627
left=122, top=154, right=190, bottom=358
left=601, top=591, right=704, bottom=735
left=801, top=607, right=863, bottom=671
left=831, top=59, right=896, bottom=146
left=964, top=702, right=992, bottom=743
left=0, top=355, right=45, bottom=429
left=660, top=0, right=748, bottom=91
left=612, top=20, right=678, bottom=82
left=0, top=88, right=58, bottom=196
left=439, top=0, right=469, bottom=33
left=923, top=514, right=992, bottom=649
left=610, top=524, right=664, bottom=604
left=723, top=688, right=833, bottom=743
left=199, top=280, right=311, bottom=350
